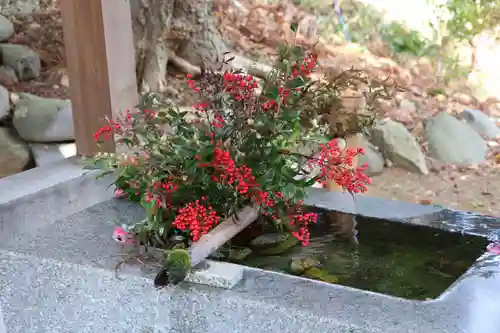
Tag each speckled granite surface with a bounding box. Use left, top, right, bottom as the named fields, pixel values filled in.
left=1, top=167, right=500, bottom=332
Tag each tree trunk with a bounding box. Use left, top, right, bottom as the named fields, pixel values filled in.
left=130, top=0, right=228, bottom=94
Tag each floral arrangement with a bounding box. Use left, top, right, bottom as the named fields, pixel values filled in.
left=89, top=29, right=384, bottom=251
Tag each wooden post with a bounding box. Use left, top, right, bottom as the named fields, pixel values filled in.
left=60, top=0, right=138, bottom=156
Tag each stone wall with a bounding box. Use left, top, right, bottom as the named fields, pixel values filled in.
left=0, top=0, right=40, bottom=16
left=0, top=12, right=75, bottom=178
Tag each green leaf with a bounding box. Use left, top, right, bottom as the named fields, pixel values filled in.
left=289, top=45, right=304, bottom=58
left=282, top=183, right=297, bottom=199
left=303, top=177, right=318, bottom=187
left=290, top=22, right=299, bottom=32
left=96, top=170, right=114, bottom=180
left=264, top=86, right=279, bottom=100
left=286, top=76, right=305, bottom=89
left=168, top=109, right=179, bottom=118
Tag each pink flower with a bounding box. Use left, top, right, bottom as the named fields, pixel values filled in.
left=114, top=188, right=127, bottom=198
left=112, top=226, right=136, bottom=245
left=487, top=243, right=500, bottom=255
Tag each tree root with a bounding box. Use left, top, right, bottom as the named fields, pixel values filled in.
left=139, top=42, right=169, bottom=94
left=168, top=51, right=202, bottom=76
left=169, top=51, right=272, bottom=79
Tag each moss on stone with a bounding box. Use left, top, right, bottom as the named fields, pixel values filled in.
left=302, top=267, right=340, bottom=284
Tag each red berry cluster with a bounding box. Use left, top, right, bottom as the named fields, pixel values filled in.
left=208, top=143, right=259, bottom=195
left=212, top=114, right=225, bottom=128
left=186, top=74, right=199, bottom=92
left=145, top=179, right=178, bottom=208
left=193, top=102, right=209, bottom=111
left=172, top=200, right=221, bottom=242
left=291, top=52, right=318, bottom=78
left=222, top=72, right=259, bottom=101
left=261, top=86, right=292, bottom=112
left=93, top=108, right=156, bottom=142
left=289, top=211, right=317, bottom=246
left=93, top=124, right=113, bottom=141
left=311, top=139, right=371, bottom=193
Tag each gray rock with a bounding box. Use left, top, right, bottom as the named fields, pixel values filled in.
left=250, top=233, right=300, bottom=255
left=425, top=112, right=487, bottom=165
left=0, top=15, right=14, bottom=41
left=29, top=142, right=76, bottom=167
left=370, top=119, right=428, bottom=174
left=0, top=44, right=41, bottom=81
left=399, top=99, right=417, bottom=113
left=289, top=257, right=321, bottom=274
left=0, top=127, right=30, bottom=178
left=209, top=250, right=228, bottom=260
left=459, top=109, right=500, bottom=139
left=12, top=93, right=74, bottom=142
left=0, top=65, right=18, bottom=86
left=358, top=134, right=384, bottom=175
left=0, top=0, right=39, bottom=16
left=227, top=247, right=253, bottom=263
left=0, top=85, right=9, bottom=120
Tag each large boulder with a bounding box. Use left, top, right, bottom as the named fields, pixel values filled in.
left=425, top=112, right=487, bottom=165
left=458, top=109, right=500, bottom=139
left=357, top=134, right=385, bottom=176
left=0, top=44, right=41, bottom=81
left=12, top=93, right=74, bottom=143
left=0, top=14, right=14, bottom=41
left=0, top=84, right=9, bottom=120
left=370, top=119, right=428, bottom=174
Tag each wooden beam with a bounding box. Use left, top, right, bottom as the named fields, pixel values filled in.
left=60, top=0, right=138, bottom=156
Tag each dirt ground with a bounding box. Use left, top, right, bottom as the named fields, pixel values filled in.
left=368, top=167, right=500, bottom=216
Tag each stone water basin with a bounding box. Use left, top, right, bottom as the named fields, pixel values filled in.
left=2, top=159, right=500, bottom=332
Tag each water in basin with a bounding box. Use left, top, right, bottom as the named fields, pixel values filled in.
left=217, top=210, right=489, bottom=300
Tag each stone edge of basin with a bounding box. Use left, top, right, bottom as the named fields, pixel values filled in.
left=0, top=156, right=105, bottom=205
left=0, top=156, right=115, bottom=230
left=0, top=157, right=445, bottom=228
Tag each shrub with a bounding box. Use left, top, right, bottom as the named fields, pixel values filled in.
left=88, top=28, right=385, bottom=249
